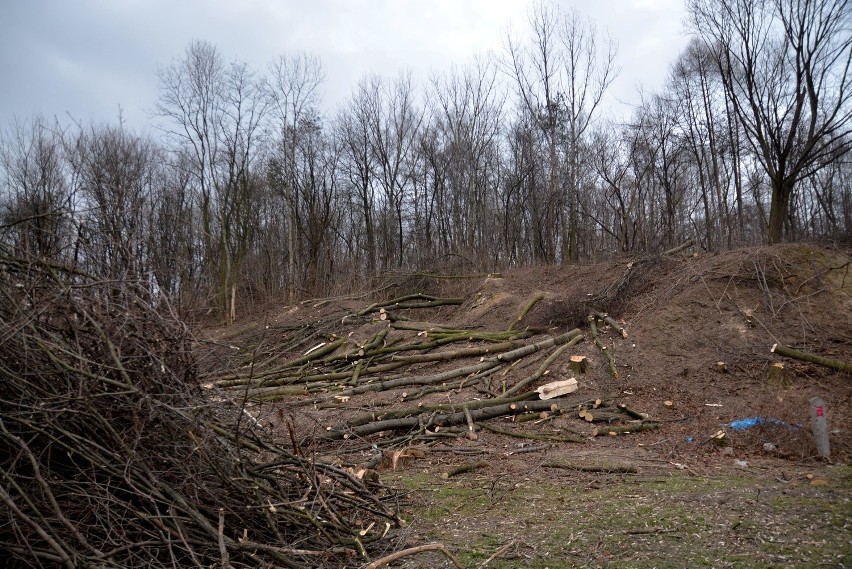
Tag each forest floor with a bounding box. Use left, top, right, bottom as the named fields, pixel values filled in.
left=200, top=243, right=851, bottom=568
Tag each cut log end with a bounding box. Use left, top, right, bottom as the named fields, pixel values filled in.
left=767, top=362, right=790, bottom=388
left=569, top=355, right=588, bottom=374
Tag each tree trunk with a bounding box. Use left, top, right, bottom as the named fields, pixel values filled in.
left=768, top=178, right=792, bottom=245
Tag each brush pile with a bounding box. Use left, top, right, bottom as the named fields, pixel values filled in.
left=0, top=252, right=399, bottom=568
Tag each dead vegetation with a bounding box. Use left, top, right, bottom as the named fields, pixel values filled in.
left=0, top=251, right=400, bottom=568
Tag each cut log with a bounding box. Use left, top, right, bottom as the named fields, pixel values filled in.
left=662, top=239, right=695, bottom=256
left=503, top=338, right=581, bottom=397
left=478, top=423, right=585, bottom=443
left=617, top=403, right=648, bottom=420
left=339, top=392, right=537, bottom=430
left=771, top=343, right=852, bottom=374
left=463, top=405, right=478, bottom=441
left=288, top=338, right=347, bottom=368
left=355, top=293, right=464, bottom=317
left=443, top=460, right=489, bottom=478
left=578, top=409, right=623, bottom=423
left=325, top=330, right=582, bottom=399
left=389, top=321, right=463, bottom=333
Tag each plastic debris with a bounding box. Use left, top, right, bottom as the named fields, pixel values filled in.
left=728, top=416, right=792, bottom=430
left=734, top=459, right=749, bottom=469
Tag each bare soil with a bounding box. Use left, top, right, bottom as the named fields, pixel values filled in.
left=201, top=243, right=852, bottom=568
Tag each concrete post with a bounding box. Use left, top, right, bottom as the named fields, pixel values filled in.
left=809, top=397, right=830, bottom=458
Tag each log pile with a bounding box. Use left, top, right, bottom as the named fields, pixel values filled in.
left=203, top=287, right=655, bottom=458
left=0, top=253, right=399, bottom=568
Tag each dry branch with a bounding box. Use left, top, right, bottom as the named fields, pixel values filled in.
left=0, top=253, right=399, bottom=568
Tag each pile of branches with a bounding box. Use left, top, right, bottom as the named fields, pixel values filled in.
left=0, top=252, right=399, bottom=568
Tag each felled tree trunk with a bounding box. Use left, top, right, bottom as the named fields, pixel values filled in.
left=771, top=344, right=852, bottom=374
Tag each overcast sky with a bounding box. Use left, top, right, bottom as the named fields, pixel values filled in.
left=0, top=0, right=690, bottom=132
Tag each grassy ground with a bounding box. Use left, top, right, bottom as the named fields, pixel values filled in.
left=383, top=463, right=852, bottom=568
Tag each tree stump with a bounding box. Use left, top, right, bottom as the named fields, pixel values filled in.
left=569, top=355, right=588, bottom=374
left=767, top=362, right=790, bottom=388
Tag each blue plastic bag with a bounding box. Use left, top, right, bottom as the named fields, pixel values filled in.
left=728, top=416, right=792, bottom=430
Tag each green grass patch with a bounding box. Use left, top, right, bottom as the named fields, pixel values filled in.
left=384, top=467, right=852, bottom=568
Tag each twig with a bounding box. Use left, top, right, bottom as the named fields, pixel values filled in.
left=477, top=540, right=517, bottom=568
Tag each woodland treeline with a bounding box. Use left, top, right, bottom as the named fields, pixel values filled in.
left=1, top=0, right=850, bottom=319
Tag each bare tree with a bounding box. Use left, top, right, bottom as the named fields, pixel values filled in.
left=269, top=52, right=324, bottom=299
left=338, top=79, right=379, bottom=276
left=504, top=0, right=617, bottom=261
left=156, top=40, right=267, bottom=320
left=0, top=116, right=72, bottom=259
left=68, top=123, right=157, bottom=282
left=365, top=73, right=423, bottom=269
left=558, top=8, right=618, bottom=260
left=425, top=56, right=504, bottom=269
left=148, top=152, right=198, bottom=312
left=504, top=1, right=563, bottom=263
left=689, top=0, right=852, bottom=244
